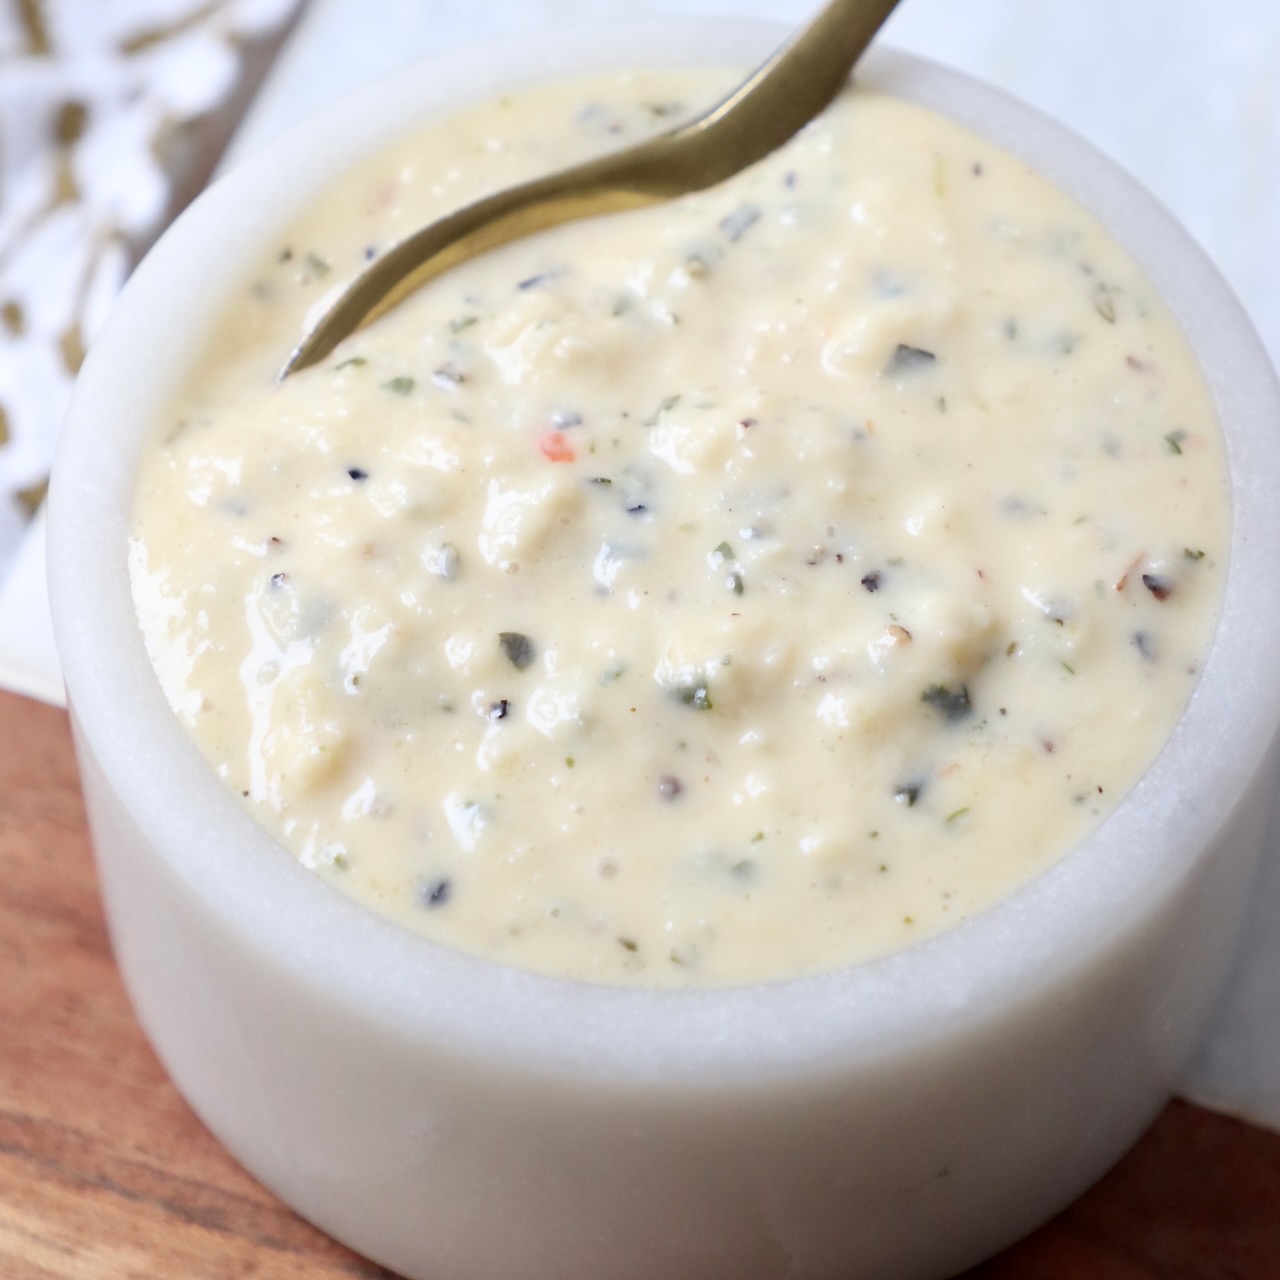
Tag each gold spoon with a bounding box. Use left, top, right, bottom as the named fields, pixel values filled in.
left=281, top=0, right=902, bottom=378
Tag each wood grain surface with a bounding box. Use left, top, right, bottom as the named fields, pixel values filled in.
left=2, top=690, right=1277, bottom=1279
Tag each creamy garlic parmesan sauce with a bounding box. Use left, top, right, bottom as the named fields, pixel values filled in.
left=130, top=69, right=1228, bottom=987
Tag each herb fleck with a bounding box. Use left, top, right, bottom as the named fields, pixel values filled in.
left=421, top=877, right=452, bottom=909
left=499, top=631, right=536, bottom=670
left=888, top=343, right=937, bottom=374
left=1142, top=573, right=1174, bottom=601
left=334, top=355, right=367, bottom=371
left=921, top=683, right=973, bottom=722
left=1093, top=281, right=1117, bottom=323
left=1132, top=631, right=1157, bottom=661
left=381, top=376, right=416, bottom=396
left=894, top=781, right=923, bottom=807
left=518, top=267, right=567, bottom=291
left=673, top=684, right=713, bottom=711
left=432, top=364, right=465, bottom=389
left=1164, top=429, right=1187, bottom=455
left=860, top=570, right=882, bottom=593
left=645, top=394, right=681, bottom=426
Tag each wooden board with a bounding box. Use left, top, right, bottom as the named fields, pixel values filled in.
left=2, top=690, right=1277, bottom=1278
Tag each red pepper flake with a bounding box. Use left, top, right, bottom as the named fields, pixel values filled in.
left=1114, top=552, right=1146, bottom=592
left=539, top=429, right=575, bottom=463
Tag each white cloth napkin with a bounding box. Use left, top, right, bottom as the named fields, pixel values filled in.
left=10, top=0, right=1280, bottom=1129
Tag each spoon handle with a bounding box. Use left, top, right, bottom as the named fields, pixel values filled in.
left=284, top=0, right=901, bottom=376
left=655, top=0, right=905, bottom=191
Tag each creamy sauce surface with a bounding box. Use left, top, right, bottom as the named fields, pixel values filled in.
left=130, top=70, right=1228, bottom=987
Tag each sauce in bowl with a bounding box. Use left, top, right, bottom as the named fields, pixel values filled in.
left=129, top=69, right=1227, bottom=987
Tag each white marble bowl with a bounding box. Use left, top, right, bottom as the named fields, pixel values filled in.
left=46, top=19, right=1280, bottom=1280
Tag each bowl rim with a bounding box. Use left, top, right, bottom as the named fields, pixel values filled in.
left=48, top=17, right=1280, bottom=1085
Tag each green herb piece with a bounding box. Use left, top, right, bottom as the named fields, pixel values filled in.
left=921, top=683, right=972, bottom=722
left=894, top=781, right=922, bottom=807
left=1165, top=429, right=1187, bottom=455
left=449, top=315, right=479, bottom=333
left=600, top=664, right=627, bottom=685
left=1184, top=548, right=1206, bottom=562
left=946, top=808, right=970, bottom=824
left=381, top=376, right=416, bottom=396
left=728, top=571, right=744, bottom=596
left=645, top=394, right=681, bottom=426
left=565, top=756, right=575, bottom=769
left=335, top=356, right=367, bottom=371
left=751, top=831, right=765, bottom=844
left=1093, top=281, right=1117, bottom=323
left=713, top=540, right=735, bottom=560
left=673, top=683, right=713, bottom=711
left=618, top=937, right=639, bottom=953
left=499, top=631, right=536, bottom=670
left=304, top=251, right=331, bottom=278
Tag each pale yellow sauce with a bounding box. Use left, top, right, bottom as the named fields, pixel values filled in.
left=130, top=70, right=1227, bottom=987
